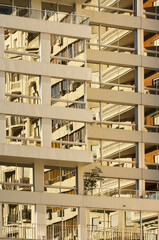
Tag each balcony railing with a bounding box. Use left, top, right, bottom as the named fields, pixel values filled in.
left=2, top=223, right=78, bottom=239
left=82, top=3, right=135, bottom=16
left=5, top=93, right=41, bottom=105
left=84, top=187, right=159, bottom=200
left=87, top=227, right=157, bottom=240
left=0, top=4, right=89, bottom=25
left=6, top=136, right=41, bottom=147
left=51, top=139, right=86, bottom=150
left=0, top=181, right=33, bottom=191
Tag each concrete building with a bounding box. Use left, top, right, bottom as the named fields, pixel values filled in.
left=0, top=0, right=159, bottom=239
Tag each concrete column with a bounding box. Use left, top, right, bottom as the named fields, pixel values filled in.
left=135, top=2, right=145, bottom=198
left=0, top=72, right=6, bottom=144
left=121, top=211, right=125, bottom=240
left=34, top=160, right=44, bottom=192
left=78, top=207, right=87, bottom=240
left=0, top=28, right=4, bottom=58
left=30, top=0, right=41, bottom=19
left=77, top=167, right=84, bottom=195
left=157, top=215, right=159, bottom=240
left=40, top=33, right=50, bottom=63
left=0, top=203, right=2, bottom=237
left=40, top=33, right=51, bottom=148
left=0, top=29, right=5, bottom=101
left=36, top=205, right=46, bottom=239
left=0, top=115, right=6, bottom=144
left=40, top=76, right=51, bottom=148
left=75, top=3, right=82, bottom=14
left=33, top=152, right=46, bottom=238
left=0, top=71, right=5, bottom=101
left=30, top=0, right=41, bottom=10
left=34, top=161, right=46, bottom=239
left=135, top=0, right=143, bottom=17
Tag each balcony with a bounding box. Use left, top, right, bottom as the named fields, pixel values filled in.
left=0, top=4, right=89, bottom=25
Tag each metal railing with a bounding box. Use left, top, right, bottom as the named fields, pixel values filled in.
left=144, top=124, right=159, bottom=133
left=144, top=10, right=159, bottom=20
left=0, top=181, right=33, bottom=191
left=82, top=3, right=134, bottom=16
left=50, top=55, right=85, bottom=65
left=144, top=86, right=159, bottom=95
left=144, top=48, right=159, bottom=58
left=91, top=120, right=136, bottom=130
left=5, top=93, right=41, bottom=104
left=44, top=184, right=77, bottom=194
left=4, top=49, right=40, bottom=62
left=51, top=139, right=86, bottom=150
left=1, top=223, right=78, bottom=240
left=84, top=187, right=159, bottom=200
left=87, top=42, right=135, bottom=54
left=93, top=158, right=136, bottom=168
left=6, top=136, right=41, bottom=146
left=2, top=224, right=36, bottom=239
left=87, top=227, right=157, bottom=240
left=51, top=98, right=86, bottom=108
left=90, top=81, right=136, bottom=91
left=0, top=4, right=89, bottom=25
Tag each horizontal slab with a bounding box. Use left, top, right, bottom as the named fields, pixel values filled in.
left=79, top=9, right=140, bottom=30
left=87, top=126, right=141, bottom=142
left=87, top=49, right=141, bottom=67
left=88, top=126, right=159, bottom=144
left=87, top=88, right=141, bottom=106
left=0, top=58, right=92, bottom=81
left=0, top=102, right=93, bottom=123
left=142, top=94, right=159, bottom=108
left=87, top=49, right=159, bottom=69
left=0, top=14, right=91, bottom=39
left=83, top=164, right=159, bottom=181
left=0, top=143, right=93, bottom=167
left=142, top=18, right=159, bottom=33
left=88, top=88, right=159, bottom=108
left=1, top=190, right=159, bottom=212
left=142, top=132, right=159, bottom=145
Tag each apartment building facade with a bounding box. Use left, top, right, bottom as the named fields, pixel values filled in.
left=0, top=0, right=159, bottom=239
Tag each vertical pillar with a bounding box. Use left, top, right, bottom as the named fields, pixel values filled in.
left=34, top=160, right=44, bottom=192
left=77, top=167, right=84, bottom=195
left=0, top=28, right=4, bottom=58
left=135, top=0, right=145, bottom=200
left=30, top=0, right=41, bottom=19
left=0, top=28, right=6, bottom=144
left=0, top=203, right=2, bottom=238
left=78, top=207, right=87, bottom=240
left=121, top=211, right=125, bottom=240
left=36, top=205, right=46, bottom=239
left=75, top=3, right=82, bottom=14
left=135, top=0, right=143, bottom=17
left=30, top=0, right=41, bottom=9
left=34, top=161, right=46, bottom=239
left=157, top=215, right=159, bottom=240
left=40, top=33, right=51, bottom=148
left=40, top=75, right=52, bottom=148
